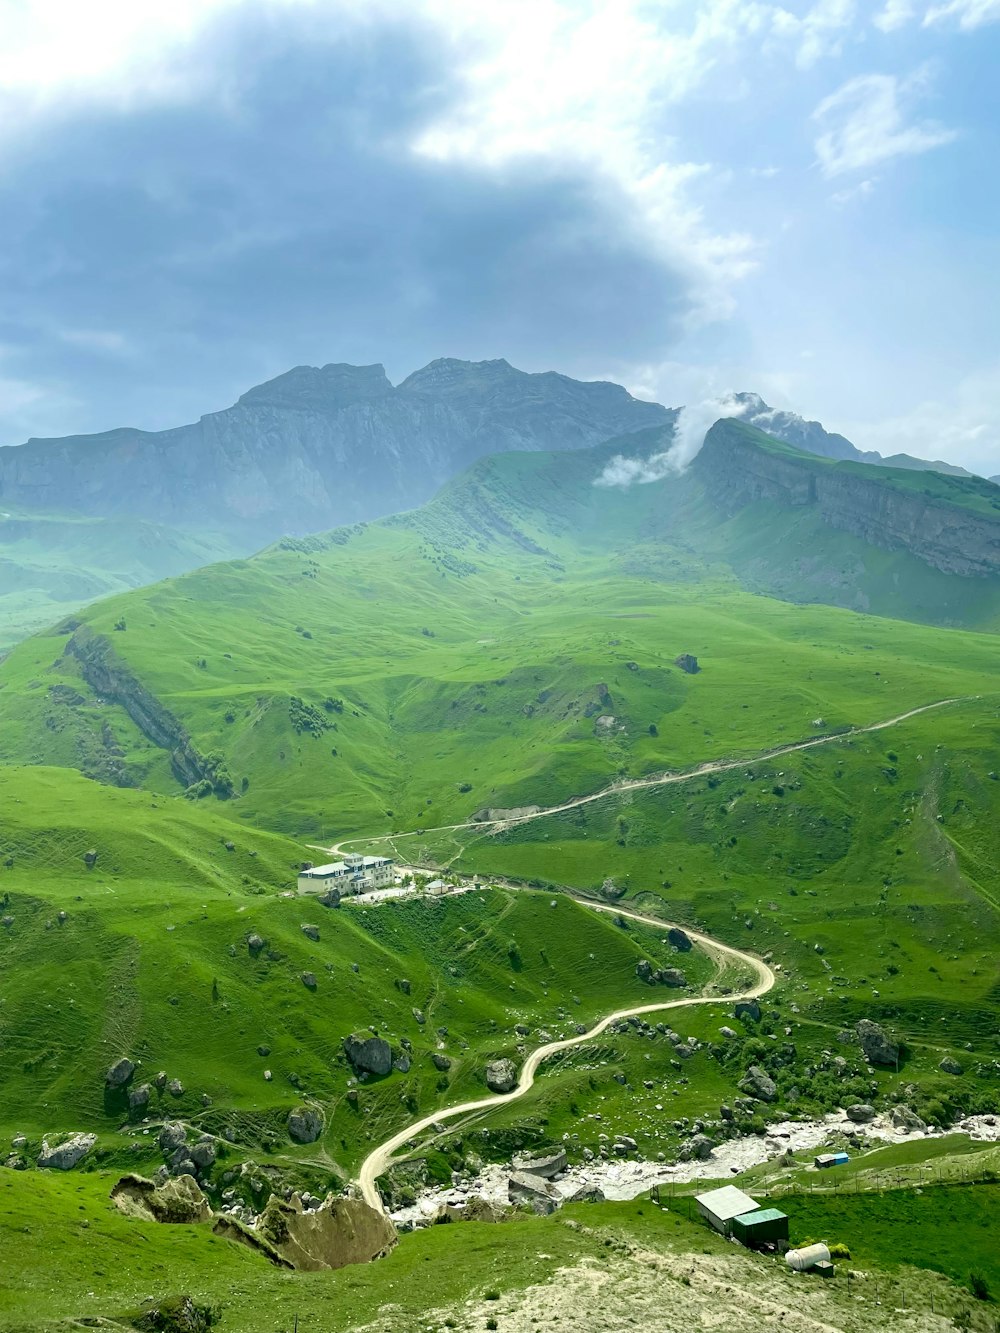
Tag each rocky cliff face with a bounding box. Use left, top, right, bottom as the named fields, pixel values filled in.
left=0, top=358, right=666, bottom=539
left=696, top=420, right=1000, bottom=578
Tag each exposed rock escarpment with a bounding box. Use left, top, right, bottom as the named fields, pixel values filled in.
left=64, top=626, right=208, bottom=787
left=697, top=421, right=1000, bottom=579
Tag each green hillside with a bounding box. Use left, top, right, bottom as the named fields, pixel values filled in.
left=2, top=428, right=1000, bottom=1329
left=0, top=507, right=241, bottom=652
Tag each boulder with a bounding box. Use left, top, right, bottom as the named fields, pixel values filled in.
left=719, top=1026, right=737, bottom=1039
left=939, top=1055, right=964, bottom=1076
left=679, top=1133, right=714, bottom=1161
left=740, top=1064, right=778, bottom=1102
left=674, top=654, right=700, bottom=674
left=412, top=1008, right=426, bottom=1025
left=288, top=1106, right=325, bottom=1144
left=846, top=1104, right=876, bottom=1123
left=167, top=1078, right=185, bottom=1097
left=511, top=1148, right=567, bottom=1178
left=38, top=1133, right=96, bottom=1170
left=129, top=1295, right=219, bottom=1331
left=657, top=968, right=687, bottom=987
left=301, top=971, right=317, bottom=990
left=735, top=1000, right=761, bottom=1023
left=111, top=1172, right=213, bottom=1224
left=485, top=1058, right=518, bottom=1093
left=856, top=1019, right=898, bottom=1067
left=319, top=887, right=342, bottom=908
left=667, top=927, right=693, bottom=952
left=128, top=1083, right=152, bottom=1112
left=188, top=1136, right=217, bottom=1169
left=432, top=1053, right=452, bottom=1072
left=507, top=1171, right=560, bottom=1215
left=220, top=1192, right=397, bottom=1271
left=247, top=933, right=266, bottom=955
left=395, top=978, right=411, bottom=995
left=392, top=1052, right=411, bottom=1074
left=300, top=923, right=320, bottom=942
left=84, top=848, right=98, bottom=868
left=106, top=1057, right=135, bottom=1087
left=890, top=1105, right=926, bottom=1132
left=635, top=959, right=655, bottom=984
left=343, top=1034, right=392, bottom=1077
left=159, top=1122, right=188, bottom=1154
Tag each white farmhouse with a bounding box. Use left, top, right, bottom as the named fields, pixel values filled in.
left=297, top=853, right=394, bottom=896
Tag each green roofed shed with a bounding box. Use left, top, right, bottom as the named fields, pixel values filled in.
left=731, top=1207, right=789, bottom=1246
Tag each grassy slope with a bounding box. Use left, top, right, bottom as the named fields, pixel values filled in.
left=0, top=766, right=718, bottom=1170
left=3, top=440, right=1000, bottom=843
left=0, top=507, right=241, bottom=652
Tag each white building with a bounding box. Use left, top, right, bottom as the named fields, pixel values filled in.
left=297, top=854, right=394, bottom=895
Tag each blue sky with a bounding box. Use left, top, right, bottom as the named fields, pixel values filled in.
left=1, top=0, right=998, bottom=471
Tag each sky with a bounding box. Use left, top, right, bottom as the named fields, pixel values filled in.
left=1, top=0, right=998, bottom=472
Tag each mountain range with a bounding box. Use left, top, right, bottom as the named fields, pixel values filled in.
left=1, top=356, right=988, bottom=651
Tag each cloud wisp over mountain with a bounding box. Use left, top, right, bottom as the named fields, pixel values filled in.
left=595, top=394, right=751, bottom=488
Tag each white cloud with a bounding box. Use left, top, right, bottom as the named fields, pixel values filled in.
left=595, top=391, right=750, bottom=486
left=845, top=362, right=1000, bottom=475
left=58, top=329, right=130, bottom=354
left=873, top=0, right=917, bottom=30
left=813, top=68, right=956, bottom=176
left=769, top=0, right=857, bottom=68
left=924, top=0, right=1000, bottom=27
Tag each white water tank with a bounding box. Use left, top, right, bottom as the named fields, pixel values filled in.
left=786, top=1243, right=831, bottom=1271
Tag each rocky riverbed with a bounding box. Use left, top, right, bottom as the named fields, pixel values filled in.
left=389, top=1111, right=1000, bottom=1228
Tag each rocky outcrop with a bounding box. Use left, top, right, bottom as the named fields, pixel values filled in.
left=636, top=960, right=686, bottom=987
left=38, top=1133, right=96, bottom=1169
left=343, top=1034, right=392, bottom=1077
left=697, top=420, right=1000, bottom=579
left=674, top=654, right=700, bottom=674
left=855, top=1018, right=898, bottom=1067
left=64, top=626, right=208, bottom=787
left=223, top=1192, right=397, bottom=1271
left=667, top=927, right=692, bottom=952
left=110, top=1173, right=213, bottom=1223
left=486, top=1058, right=519, bottom=1093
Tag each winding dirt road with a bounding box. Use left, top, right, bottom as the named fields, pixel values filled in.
left=356, top=899, right=775, bottom=1212
left=329, top=697, right=966, bottom=860
left=350, top=696, right=968, bottom=1210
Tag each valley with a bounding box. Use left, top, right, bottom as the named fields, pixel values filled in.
left=2, top=422, right=1000, bottom=1330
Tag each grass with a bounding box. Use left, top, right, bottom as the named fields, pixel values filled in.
left=0, top=430, right=999, bottom=1325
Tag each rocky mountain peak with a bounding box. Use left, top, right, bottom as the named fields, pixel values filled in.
left=236, top=363, right=393, bottom=412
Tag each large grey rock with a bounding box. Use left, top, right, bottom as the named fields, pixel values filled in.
left=856, top=1019, right=898, bottom=1067
left=740, top=1065, right=778, bottom=1102
left=891, top=1105, right=926, bottom=1132
left=38, top=1133, right=96, bottom=1170
left=846, top=1104, right=876, bottom=1123
left=485, top=1058, right=518, bottom=1093
left=735, top=1000, right=761, bottom=1022
left=343, top=1034, right=392, bottom=1077
left=507, top=1170, right=561, bottom=1215
left=106, top=1057, right=135, bottom=1087
left=158, top=1122, right=187, bottom=1154
left=188, top=1136, right=217, bottom=1169
left=288, top=1107, right=325, bottom=1144
left=512, top=1148, right=567, bottom=1178
left=432, top=1053, right=452, bottom=1072
left=128, top=1083, right=152, bottom=1112
left=667, top=927, right=693, bottom=952
left=300, top=923, right=320, bottom=941
left=656, top=967, right=687, bottom=987
left=939, top=1055, right=964, bottom=1075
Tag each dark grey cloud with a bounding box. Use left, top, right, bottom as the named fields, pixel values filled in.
left=0, top=9, right=698, bottom=442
